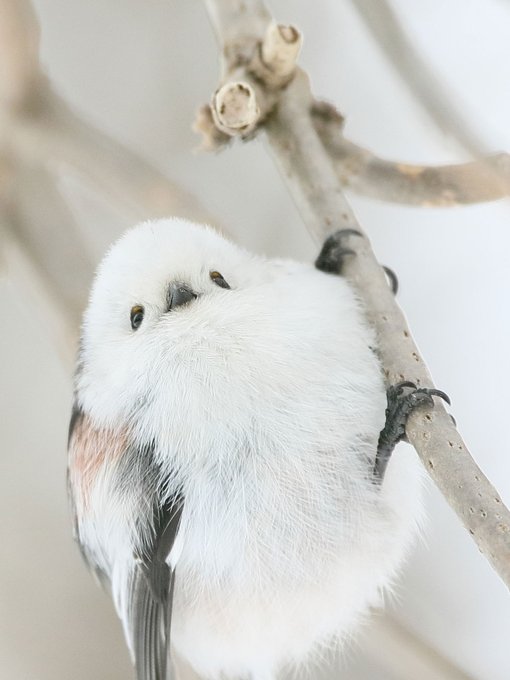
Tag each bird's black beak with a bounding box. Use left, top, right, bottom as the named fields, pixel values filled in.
left=167, top=282, right=197, bottom=311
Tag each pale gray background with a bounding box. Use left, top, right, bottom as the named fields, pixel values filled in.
left=1, top=1, right=510, bottom=679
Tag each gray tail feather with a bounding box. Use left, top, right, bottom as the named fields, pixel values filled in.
left=132, top=565, right=175, bottom=680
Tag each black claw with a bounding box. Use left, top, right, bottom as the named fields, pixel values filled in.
left=426, top=388, right=451, bottom=406
left=393, top=380, right=417, bottom=392
left=374, top=383, right=451, bottom=482
left=315, top=229, right=363, bottom=275
left=382, top=266, right=399, bottom=295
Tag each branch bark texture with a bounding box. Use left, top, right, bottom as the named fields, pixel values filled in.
left=202, top=0, right=510, bottom=590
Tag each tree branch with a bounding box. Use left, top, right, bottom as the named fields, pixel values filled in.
left=348, top=0, right=510, bottom=207
left=198, top=8, right=510, bottom=207
left=6, top=160, right=94, bottom=327
left=201, top=0, right=510, bottom=594
left=3, top=83, right=214, bottom=226
left=311, top=101, right=510, bottom=207
left=0, top=0, right=40, bottom=109
left=0, top=0, right=219, bottom=366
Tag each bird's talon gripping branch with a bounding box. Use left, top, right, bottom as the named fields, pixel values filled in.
left=374, top=382, right=451, bottom=482
left=315, top=228, right=363, bottom=274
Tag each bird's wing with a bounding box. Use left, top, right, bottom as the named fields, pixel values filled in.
left=67, top=403, right=183, bottom=680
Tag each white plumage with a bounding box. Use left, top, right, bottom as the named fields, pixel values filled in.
left=68, top=218, right=422, bottom=680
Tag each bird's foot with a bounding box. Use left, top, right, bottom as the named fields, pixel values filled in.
left=374, top=382, right=450, bottom=482
left=315, top=231, right=399, bottom=297
left=315, top=228, right=362, bottom=275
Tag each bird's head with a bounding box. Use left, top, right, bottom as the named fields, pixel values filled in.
left=75, top=219, right=262, bottom=429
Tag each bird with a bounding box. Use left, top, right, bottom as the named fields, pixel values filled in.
left=68, top=218, right=443, bottom=680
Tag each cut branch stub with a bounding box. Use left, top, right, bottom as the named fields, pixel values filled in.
left=211, top=81, right=260, bottom=136
left=202, top=21, right=302, bottom=144
left=251, top=22, right=303, bottom=88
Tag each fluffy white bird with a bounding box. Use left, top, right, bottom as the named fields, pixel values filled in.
left=68, top=218, right=443, bottom=680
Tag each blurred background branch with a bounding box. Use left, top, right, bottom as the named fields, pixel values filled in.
left=0, top=0, right=217, bottom=361
left=349, top=0, right=486, bottom=156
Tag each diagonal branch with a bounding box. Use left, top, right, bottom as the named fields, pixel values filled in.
left=3, top=83, right=214, bottom=226
left=6, top=160, right=94, bottom=327
left=0, top=0, right=220, bottom=370
left=201, top=0, right=510, bottom=597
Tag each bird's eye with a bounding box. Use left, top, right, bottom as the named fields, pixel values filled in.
left=210, top=271, right=230, bottom=289
left=130, top=305, right=144, bottom=330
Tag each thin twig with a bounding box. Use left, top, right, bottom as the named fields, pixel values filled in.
left=202, top=0, right=510, bottom=592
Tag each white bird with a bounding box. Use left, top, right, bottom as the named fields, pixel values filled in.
left=68, top=218, right=443, bottom=680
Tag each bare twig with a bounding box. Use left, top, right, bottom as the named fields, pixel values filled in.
left=312, top=102, right=510, bottom=207
left=202, top=0, right=510, bottom=593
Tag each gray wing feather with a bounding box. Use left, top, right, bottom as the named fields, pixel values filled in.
left=68, top=402, right=183, bottom=680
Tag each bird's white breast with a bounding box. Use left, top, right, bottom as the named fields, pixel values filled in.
left=79, top=258, right=422, bottom=680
